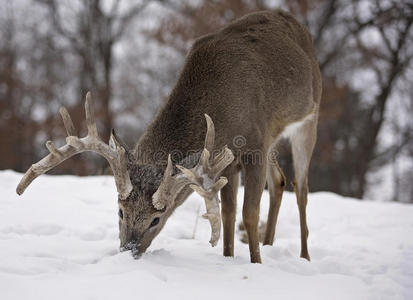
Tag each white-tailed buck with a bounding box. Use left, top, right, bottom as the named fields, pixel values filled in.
left=17, top=10, right=321, bottom=263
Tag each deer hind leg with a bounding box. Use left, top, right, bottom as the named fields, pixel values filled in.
left=220, top=172, right=239, bottom=257
left=263, top=159, right=286, bottom=246
left=242, top=161, right=267, bottom=263
left=291, top=115, right=317, bottom=261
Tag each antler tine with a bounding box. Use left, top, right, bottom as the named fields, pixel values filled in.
left=152, top=155, right=191, bottom=210
left=16, top=92, right=133, bottom=200
left=204, top=114, right=215, bottom=152
left=164, top=154, right=174, bottom=177
left=45, top=141, right=63, bottom=158
left=197, top=148, right=210, bottom=171
left=85, top=92, right=99, bottom=138
left=59, top=107, right=77, bottom=137
left=209, top=146, right=234, bottom=176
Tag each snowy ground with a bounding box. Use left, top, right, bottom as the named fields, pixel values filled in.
left=0, top=170, right=412, bottom=300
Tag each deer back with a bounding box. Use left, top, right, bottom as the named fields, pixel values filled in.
left=137, top=10, right=321, bottom=165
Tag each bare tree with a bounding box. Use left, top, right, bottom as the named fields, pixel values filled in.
left=36, top=0, right=152, bottom=143
left=2, top=0, right=412, bottom=201
left=0, top=1, right=67, bottom=172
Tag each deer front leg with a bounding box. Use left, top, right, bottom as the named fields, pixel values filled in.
left=243, top=162, right=267, bottom=263
left=221, top=172, right=239, bottom=257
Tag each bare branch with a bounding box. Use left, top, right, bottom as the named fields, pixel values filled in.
left=112, top=0, right=152, bottom=41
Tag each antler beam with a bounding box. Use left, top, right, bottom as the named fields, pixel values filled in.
left=152, top=114, right=235, bottom=246
left=16, top=92, right=133, bottom=200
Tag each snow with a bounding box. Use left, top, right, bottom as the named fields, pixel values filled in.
left=0, top=170, right=412, bottom=300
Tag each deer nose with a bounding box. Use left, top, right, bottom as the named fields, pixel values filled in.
left=120, top=235, right=140, bottom=250
left=120, top=240, right=136, bottom=251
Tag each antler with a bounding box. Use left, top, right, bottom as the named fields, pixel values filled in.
left=152, top=114, right=235, bottom=246
left=16, top=92, right=133, bottom=200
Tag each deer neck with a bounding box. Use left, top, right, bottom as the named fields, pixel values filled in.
left=135, top=91, right=205, bottom=167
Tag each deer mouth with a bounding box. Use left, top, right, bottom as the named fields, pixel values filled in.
left=121, top=240, right=139, bottom=253
left=120, top=240, right=150, bottom=258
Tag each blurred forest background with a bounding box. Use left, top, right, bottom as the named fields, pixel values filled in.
left=0, top=0, right=412, bottom=202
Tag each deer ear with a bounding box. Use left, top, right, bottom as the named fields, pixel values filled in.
left=110, top=128, right=130, bottom=151
left=110, top=129, right=137, bottom=167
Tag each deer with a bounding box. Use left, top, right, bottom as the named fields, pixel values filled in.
left=16, top=9, right=321, bottom=263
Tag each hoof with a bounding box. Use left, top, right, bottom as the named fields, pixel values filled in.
left=300, top=252, right=311, bottom=261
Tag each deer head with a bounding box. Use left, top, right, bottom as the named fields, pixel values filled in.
left=16, top=92, right=234, bottom=256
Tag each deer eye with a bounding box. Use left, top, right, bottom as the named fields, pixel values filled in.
left=150, top=217, right=160, bottom=227
left=118, top=209, right=123, bottom=219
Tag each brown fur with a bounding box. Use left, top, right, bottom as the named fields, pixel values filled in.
left=119, top=10, right=321, bottom=263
